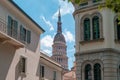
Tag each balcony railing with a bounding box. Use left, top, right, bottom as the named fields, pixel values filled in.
left=0, top=18, right=24, bottom=48
left=0, top=18, right=7, bottom=33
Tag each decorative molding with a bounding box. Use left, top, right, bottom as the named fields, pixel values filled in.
left=75, top=48, right=120, bottom=57
left=79, top=38, right=104, bottom=45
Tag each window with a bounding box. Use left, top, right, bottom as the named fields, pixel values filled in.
left=94, top=63, right=101, bottom=80
left=53, top=71, right=56, bottom=80
left=116, top=19, right=120, bottom=40
left=92, top=16, right=100, bottom=39
left=81, top=13, right=103, bottom=42
left=7, top=16, right=18, bottom=39
left=27, top=30, right=31, bottom=43
left=40, top=65, right=44, bottom=78
left=84, top=18, right=91, bottom=41
left=20, top=25, right=31, bottom=43
left=84, top=64, right=92, bottom=80
left=118, top=65, right=120, bottom=80
left=20, top=57, right=26, bottom=73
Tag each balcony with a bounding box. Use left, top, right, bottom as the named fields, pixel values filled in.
left=0, top=18, right=24, bottom=48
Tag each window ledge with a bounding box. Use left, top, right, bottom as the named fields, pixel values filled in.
left=79, top=38, right=104, bottom=45
left=115, top=39, right=120, bottom=43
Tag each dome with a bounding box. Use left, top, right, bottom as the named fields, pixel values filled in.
left=53, top=33, right=66, bottom=43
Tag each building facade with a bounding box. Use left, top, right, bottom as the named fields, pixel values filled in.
left=63, top=61, right=76, bottom=80
left=40, top=51, right=63, bottom=80
left=72, top=0, right=120, bottom=80
left=0, top=1, right=44, bottom=80
left=51, top=9, right=68, bottom=71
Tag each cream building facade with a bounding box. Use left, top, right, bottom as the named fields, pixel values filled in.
left=72, top=0, right=120, bottom=80
left=40, top=51, right=63, bottom=80
left=63, top=61, right=76, bottom=80
left=0, top=1, right=44, bottom=80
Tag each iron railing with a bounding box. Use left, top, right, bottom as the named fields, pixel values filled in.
left=0, top=18, right=26, bottom=44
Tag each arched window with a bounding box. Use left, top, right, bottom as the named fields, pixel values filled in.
left=94, top=63, right=101, bottom=80
left=85, top=64, right=92, bottom=80
left=118, top=65, right=120, bottom=80
left=116, top=19, right=120, bottom=40
left=84, top=18, right=91, bottom=41
left=92, top=16, right=100, bottom=39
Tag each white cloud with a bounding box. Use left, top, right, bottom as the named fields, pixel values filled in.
left=44, top=49, right=52, bottom=56
left=63, top=30, right=75, bottom=43
left=41, top=35, right=53, bottom=48
left=52, top=0, right=74, bottom=19
left=41, top=16, right=54, bottom=31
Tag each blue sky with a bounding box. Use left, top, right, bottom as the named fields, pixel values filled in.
left=13, top=0, right=75, bottom=69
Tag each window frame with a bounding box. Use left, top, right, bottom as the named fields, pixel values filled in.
left=7, top=16, right=18, bottom=39
left=40, top=65, right=45, bottom=78
left=20, top=25, right=31, bottom=44
left=80, top=12, right=103, bottom=43
left=94, top=63, right=101, bottom=80
left=19, top=57, right=26, bottom=74
left=53, top=71, right=57, bottom=80
left=92, top=16, right=100, bottom=39
left=115, top=18, right=120, bottom=40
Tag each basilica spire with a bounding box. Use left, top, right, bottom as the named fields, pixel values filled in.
left=57, top=7, right=62, bottom=33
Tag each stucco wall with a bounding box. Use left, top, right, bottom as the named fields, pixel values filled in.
left=0, top=1, right=42, bottom=80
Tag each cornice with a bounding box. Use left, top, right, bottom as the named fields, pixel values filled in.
left=75, top=48, right=120, bottom=56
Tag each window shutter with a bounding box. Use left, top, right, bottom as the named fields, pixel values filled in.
left=19, top=57, right=26, bottom=73
left=53, top=71, right=56, bottom=80
left=84, top=18, right=90, bottom=41
left=13, top=20, right=18, bottom=39
left=20, top=25, right=23, bottom=41
left=7, top=16, right=12, bottom=35
left=27, top=30, right=31, bottom=44
left=116, top=19, right=120, bottom=40
left=42, top=66, right=44, bottom=77
left=93, top=16, right=100, bottom=39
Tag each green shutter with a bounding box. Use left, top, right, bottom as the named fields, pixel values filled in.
left=27, top=30, right=31, bottom=44
left=93, top=16, right=100, bottom=39
left=84, top=18, right=90, bottom=41
left=20, top=25, right=23, bottom=41
left=116, top=19, right=120, bottom=40
left=94, top=63, right=101, bottom=80
left=53, top=71, right=56, bottom=80
left=7, top=16, right=12, bottom=36
left=20, top=25, right=26, bottom=42
left=13, top=20, right=18, bottom=39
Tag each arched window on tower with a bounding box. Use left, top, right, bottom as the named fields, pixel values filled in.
left=84, top=64, right=92, bottom=80
left=84, top=18, right=91, bottom=41
left=92, top=16, right=100, bottom=39
left=115, top=18, right=120, bottom=40
left=94, top=63, right=101, bottom=80
left=118, top=65, right=120, bottom=80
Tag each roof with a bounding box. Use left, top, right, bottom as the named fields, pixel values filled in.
left=40, top=51, right=63, bottom=69
left=9, top=0, right=45, bottom=32
left=53, top=33, right=66, bottom=43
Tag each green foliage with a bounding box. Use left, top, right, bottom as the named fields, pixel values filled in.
left=66, top=0, right=120, bottom=21
left=66, top=0, right=120, bottom=13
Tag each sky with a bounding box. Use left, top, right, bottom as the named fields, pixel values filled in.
left=13, top=0, right=75, bottom=69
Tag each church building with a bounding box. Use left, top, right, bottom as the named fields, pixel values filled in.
left=51, top=9, right=68, bottom=72
left=72, top=0, right=120, bottom=80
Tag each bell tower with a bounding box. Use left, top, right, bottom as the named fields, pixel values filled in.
left=51, top=8, right=68, bottom=71
left=72, top=0, right=120, bottom=80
